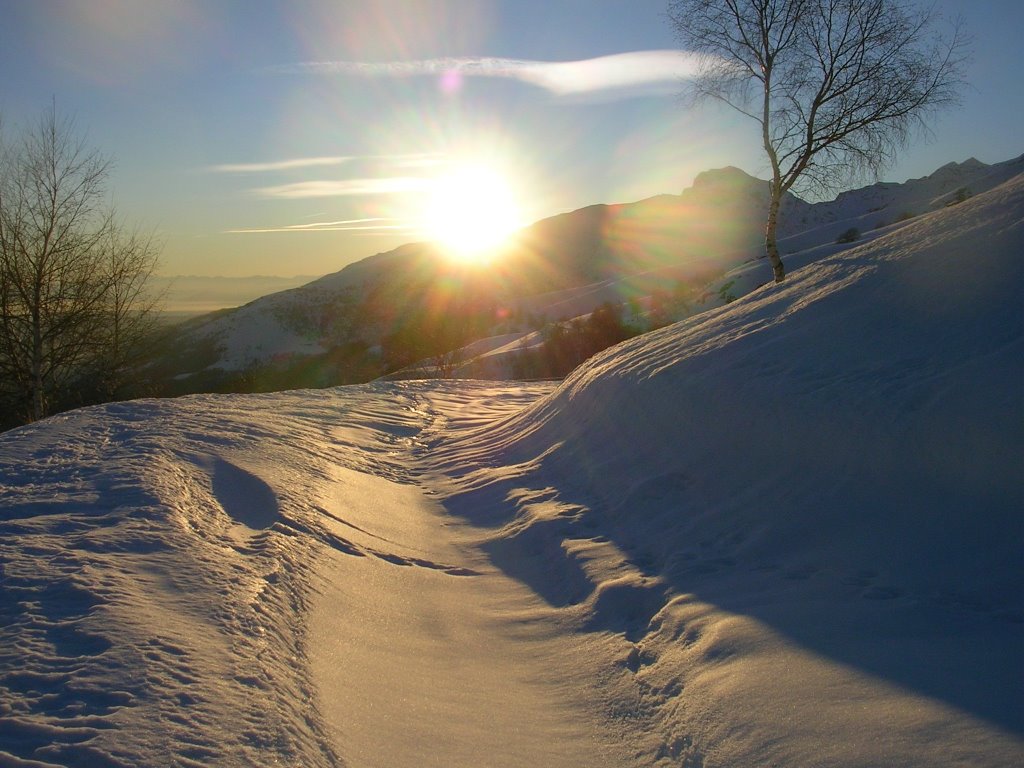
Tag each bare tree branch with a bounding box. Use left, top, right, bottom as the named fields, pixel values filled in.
left=0, top=106, right=163, bottom=425
left=668, top=0, right=969, bottom=281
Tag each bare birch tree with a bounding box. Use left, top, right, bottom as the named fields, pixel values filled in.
left=0, top=107, right=162, bottom=424
left=668, top=0, right=968, bottom=282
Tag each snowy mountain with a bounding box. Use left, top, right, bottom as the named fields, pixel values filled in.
left=1, top=165, right=1021, bottom=766
left=155, top=154, right=1023, bottom=387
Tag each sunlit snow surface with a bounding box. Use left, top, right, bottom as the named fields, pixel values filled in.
left=2, top=174, right=1023, bottom=766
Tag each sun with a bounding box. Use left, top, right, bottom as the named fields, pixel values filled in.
left=422, top=165, right=523, bottom=262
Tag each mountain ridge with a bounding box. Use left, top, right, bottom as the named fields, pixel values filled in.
left=154, top=153, right=1022, bottom=389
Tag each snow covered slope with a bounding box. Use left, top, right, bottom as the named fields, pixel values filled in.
left=431, top=167, right=1024, bottom=765
left=1, top=169, right=1021, bottom=766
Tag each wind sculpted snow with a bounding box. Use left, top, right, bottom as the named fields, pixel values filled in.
left=0, top=387, right=430, bottom=766
left=1, top=171, right=1022, bottom=766
left=428, top=170, right=1024, bottom=765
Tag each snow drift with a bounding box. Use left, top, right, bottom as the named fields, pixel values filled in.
left=429, top=167, right=1024, bottom=765
left=1, top=168, right=1022, bottom=767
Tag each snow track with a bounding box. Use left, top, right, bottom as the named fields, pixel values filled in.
left=308, top=385, right=644, bottom=767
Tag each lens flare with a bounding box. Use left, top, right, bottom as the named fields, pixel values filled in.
left=421, top=165, right=523, bottom=262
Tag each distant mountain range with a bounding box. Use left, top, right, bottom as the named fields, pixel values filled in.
left=151, top=153, right=1023, bottom=392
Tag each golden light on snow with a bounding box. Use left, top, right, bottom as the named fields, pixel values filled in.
left=420, top=164, right=523, bottom=263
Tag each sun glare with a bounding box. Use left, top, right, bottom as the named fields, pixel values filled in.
left=422, top=165, right=523, bottom=262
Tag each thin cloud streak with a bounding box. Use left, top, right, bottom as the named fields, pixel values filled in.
left=227, top=217, right=413, bottom=234
left=255, top=177, right=432, bottom=199
left=210, top=156, right=353, bottom=173
left=274, top=217, right=395, bottom=230
left=269, top=50, right=704, bottom=97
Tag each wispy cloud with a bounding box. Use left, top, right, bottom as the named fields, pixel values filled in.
left=226, top=217, right=413, bottom=234
left=268, top=50, right=703, bottom=99
left=209, top=156, right=353, bottom=173
left=255, top=177, right=431, bottom=199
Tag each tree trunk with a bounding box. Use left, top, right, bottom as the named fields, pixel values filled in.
left=765, top=188, right=786, bottom=283
left=31, top=307, right=44, bottom=421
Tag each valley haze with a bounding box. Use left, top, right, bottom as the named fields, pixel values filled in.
left=153, top=274, right=321, bottom=316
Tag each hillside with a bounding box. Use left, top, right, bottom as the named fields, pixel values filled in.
left=152, top=154, right=1023, bottom=390
left=1, top=164, right=1021, bottom=766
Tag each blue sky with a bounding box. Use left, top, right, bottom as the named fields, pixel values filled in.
left=1, top=0, right=1021, bottom=277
